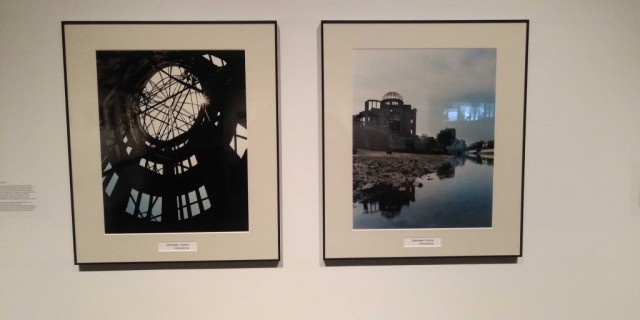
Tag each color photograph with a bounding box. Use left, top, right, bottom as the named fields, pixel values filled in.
left=352, top=48, right=497, bottom=229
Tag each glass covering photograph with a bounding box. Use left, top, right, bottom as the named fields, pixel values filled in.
left=97, top=50, right=248, bottom=233
left=63, top=21, right=279, bottom=264
left=322, top=20, right=528, bottom=259
left=352, top=49, right=496, bottom=229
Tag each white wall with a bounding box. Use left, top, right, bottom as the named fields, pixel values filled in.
left=1, top=1, right=639, bottom=319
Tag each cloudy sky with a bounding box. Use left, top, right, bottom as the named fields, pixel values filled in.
left=353, top=48, right=496, bottom=142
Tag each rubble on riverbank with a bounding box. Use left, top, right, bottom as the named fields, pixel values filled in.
left=353, top=150, right=451, bottom=202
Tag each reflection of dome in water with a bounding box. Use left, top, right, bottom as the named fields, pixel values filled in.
left=382, top=91, right=403, bottom=102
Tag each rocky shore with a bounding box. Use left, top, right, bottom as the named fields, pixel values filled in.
left=353, top=150, right=452, bottom=202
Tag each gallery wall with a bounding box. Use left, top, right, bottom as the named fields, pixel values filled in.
left=1, top=0, right=639, bottom=319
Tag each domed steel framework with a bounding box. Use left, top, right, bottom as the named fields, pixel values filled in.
left=382, top=91, right=403, bottom=102
left=96, top=50, right=248, bottom=234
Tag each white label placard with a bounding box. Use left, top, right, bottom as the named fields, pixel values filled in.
left=404, top=237, right=442, bottom=248
left=158, top=242, right=197, bottom=252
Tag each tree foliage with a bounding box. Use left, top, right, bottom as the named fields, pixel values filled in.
left=436, top=129, right=455, bottom=147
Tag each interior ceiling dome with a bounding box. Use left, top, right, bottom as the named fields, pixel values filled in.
left=382, top=91, right=403, bottom=102
left=137, top=65, right=207, bottom=142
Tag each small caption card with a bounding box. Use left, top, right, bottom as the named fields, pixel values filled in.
left=404, top=237, right=442, bottom=248
left=158, top=242, right=197, bottom=252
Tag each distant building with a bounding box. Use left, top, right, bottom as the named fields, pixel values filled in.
left=353, top=92, right=419, bottom=151
left=439, top=128, right=467, bottom=156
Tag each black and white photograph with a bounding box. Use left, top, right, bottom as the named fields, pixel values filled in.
left=352, top=48, right=496, bottom=229
left=97, top=50, right=249, bottom=233
left=63, top=22, right=279, bottom=263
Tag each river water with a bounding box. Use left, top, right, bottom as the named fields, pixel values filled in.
left=353, top=156, right=493, bottom=229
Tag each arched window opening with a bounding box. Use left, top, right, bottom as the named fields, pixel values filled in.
left=174, top=154, right=198, bottom=175
left=229, top=123, right=248, bottom=158
left=102, top=162, right=119, bottom=197
left=177, top=185, right=211, bottom=220
left=202, top=54, right=226, bottom=67
left=125, top=189, right=163, bottom=222
left=139, top=158, right=164, bottom=175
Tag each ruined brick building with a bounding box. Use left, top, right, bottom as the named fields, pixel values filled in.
left=353, top=91, right=418, bottom=151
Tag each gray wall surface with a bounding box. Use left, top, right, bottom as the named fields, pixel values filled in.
left=1, top=1, right=639, bottom=319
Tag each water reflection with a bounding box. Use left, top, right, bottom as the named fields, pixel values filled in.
left=436, top=162, right=455, bottom=179
left=353, top=155, right=493, bottom=229
left=362, top=184, right=415, bottom=219
left=466, top=154, right=494, bottom=166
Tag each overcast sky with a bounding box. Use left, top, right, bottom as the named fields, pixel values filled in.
left=353, top=48, right=496, bottom=142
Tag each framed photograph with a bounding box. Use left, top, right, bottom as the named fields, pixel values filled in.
left=63, top=21, right=279, bottom=264
left=322, top=20, right=528, bottom=259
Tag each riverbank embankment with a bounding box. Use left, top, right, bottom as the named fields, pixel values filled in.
left=353, top=150, right=451, bottom=202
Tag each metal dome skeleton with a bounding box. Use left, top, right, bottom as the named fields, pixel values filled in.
left=382, top=91, right=403, bottom=102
